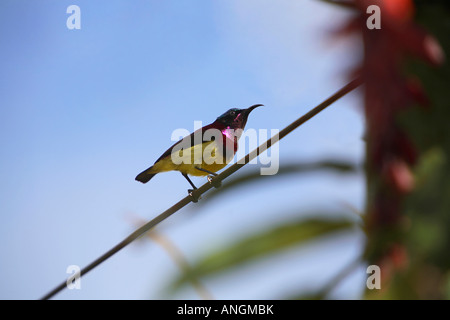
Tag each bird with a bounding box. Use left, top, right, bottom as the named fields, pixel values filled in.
left=135, top=104, right=262, bottom=195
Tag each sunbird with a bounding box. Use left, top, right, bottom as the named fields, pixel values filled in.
left=135, top=104, right=262, bottom=192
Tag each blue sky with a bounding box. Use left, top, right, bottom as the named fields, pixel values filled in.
left=0, top=0, right=366, bottom=299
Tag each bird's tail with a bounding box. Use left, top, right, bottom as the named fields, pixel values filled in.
left=135, top=166, right=156, bottom=184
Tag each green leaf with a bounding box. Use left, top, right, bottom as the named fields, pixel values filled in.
left=199, top=160, right=358, bottom=203
left=171, top=216, right=355, bottom=291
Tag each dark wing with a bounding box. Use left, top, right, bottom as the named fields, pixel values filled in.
left=153, top=124, right=221, bottom=164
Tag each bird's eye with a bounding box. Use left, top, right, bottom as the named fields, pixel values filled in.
left=230, top=111, right=236, bottom=116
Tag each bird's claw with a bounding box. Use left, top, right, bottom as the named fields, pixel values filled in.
left=207, top=175, right=222, bottom=188
left=188, top=189, right=201, bottom=203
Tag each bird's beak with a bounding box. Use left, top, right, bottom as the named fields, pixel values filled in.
left=239, top=104, right=262, bottom=129
left=245, top=104, right=263, bottom=115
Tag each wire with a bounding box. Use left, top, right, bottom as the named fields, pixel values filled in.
left=40, top=77, right=363, bottom=300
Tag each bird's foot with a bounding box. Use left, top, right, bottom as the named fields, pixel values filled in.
left=207, top=175, right=222, bottom=189
left=188, top=189, right=201, bottom=203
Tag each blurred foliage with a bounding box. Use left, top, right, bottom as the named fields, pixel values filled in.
left=171, top=215, right=356, bottom=293
left=375, top=2, right=450, bottom=299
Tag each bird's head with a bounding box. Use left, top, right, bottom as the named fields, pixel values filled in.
left=215, top=104, right=263, bottom=129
